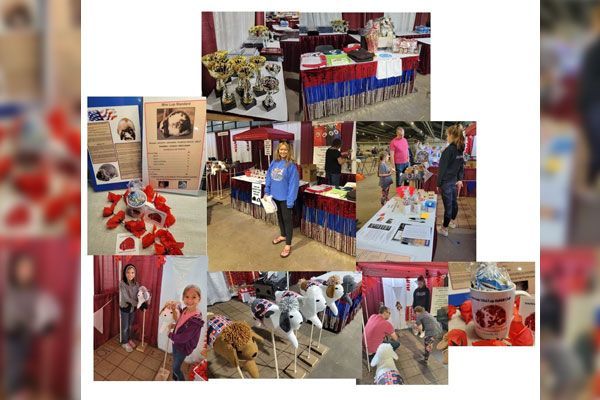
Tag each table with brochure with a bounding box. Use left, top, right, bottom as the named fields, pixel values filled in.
left=356, top=189, right=437, bottom=261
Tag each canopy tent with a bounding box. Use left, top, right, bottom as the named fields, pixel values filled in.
left=465, top=122, right=477, bottom=157
left=232, top=127, right=295, bottom=142
left=232, top=127, right=295, bottom=169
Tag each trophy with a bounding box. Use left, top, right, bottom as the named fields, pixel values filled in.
left=211, top=59, right=237, bottom=112
left=248, top=55, right=267, bottom=97
left=228, top=56, right=248, bottom=97
left=261, top=63, right=281, bottom=111
left=202, top=51, right=229, bottom=98
left=235, top=64, right=256, bottom=110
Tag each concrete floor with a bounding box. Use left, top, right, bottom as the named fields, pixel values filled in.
left=208, top=291, right=362, bottom=379
left=284, top=72, right=430, bottom=122
left=94, top=335, right=192, bottom=381
left=356, top=169, right=476, bottom=262
left=207, top=193, right=355, bottom=271
left=358, top=329, right=448, bottom=385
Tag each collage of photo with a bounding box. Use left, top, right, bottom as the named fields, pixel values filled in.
left=88, top=11, right=535, bottom=384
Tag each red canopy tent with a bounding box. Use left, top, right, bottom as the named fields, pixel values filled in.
left=232, top=127, right=295, bottom=169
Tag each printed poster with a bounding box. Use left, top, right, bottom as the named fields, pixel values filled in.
left=312, top=122, right=342, bottom=176
left=87, top=99, right=143, bottom=190
left=143, top=98, right=206, bottom=194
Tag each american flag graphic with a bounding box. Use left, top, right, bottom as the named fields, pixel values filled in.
left=88, top=108, right=117, bottom=121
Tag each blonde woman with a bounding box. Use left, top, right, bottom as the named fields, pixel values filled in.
left=436, top=124, right=466, bottom=237
left=265, top=141, right=300, bottom=258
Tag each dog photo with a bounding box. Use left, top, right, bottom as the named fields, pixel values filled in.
left=116, top=117, right=136, bottom=141
left=157, top=108, right=195, bottom=141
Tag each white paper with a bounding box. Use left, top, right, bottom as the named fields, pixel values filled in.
left=400, top=224, right=431, bottom=240
left=251, top=182, right=262, bottom=205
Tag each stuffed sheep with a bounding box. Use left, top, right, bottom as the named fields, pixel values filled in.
left=250, top=297, right=302, bottom=348
left=371, top=343, right=404, bottom=385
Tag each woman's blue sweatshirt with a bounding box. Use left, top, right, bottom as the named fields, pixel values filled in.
left=265, top=159, right=299, bottom=208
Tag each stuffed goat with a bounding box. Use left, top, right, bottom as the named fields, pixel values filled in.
left=371, top=343, right=404, bottom=385
left=208, top=314, right=264, bottom=378
left=341, top=275, right=357, bottom=304
left=276, top=287, right=326, bottom=329
left=137, top=286, right=151, bottom=310
left=250, top=297, right=303, bottom=348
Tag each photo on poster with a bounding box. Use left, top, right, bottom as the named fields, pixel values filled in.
left=157, top=107, right=196, bottom=141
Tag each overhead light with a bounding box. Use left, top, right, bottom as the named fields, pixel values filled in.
left=381, top=122, right=384, bottom=126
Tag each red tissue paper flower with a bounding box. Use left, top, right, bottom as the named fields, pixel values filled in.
left=124, top=219, right=146, bottom=238
left=103, top=202, right=117, bottom=217
left=119, top=237, right=135, bottom=251
left=142, top=232, right=155, bottom=249
left=156, top=229, right=184, bottom=255
left=107, top=192, right=123, bottom=203
left=447, top=305, right=457, bottom=319
left=459, top=300, right=473, bottom=324
left=106, top=211, right=125, bottom=229
left=507, top=320, right=534, bottom=346
left=447, top=329, right=468, bottom=346
left=143, top=185, right=155, bottom=201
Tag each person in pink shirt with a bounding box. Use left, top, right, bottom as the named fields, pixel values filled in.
left=389, top=127, right=410, bottom=187
left=364, top=305, right=400, bottom=361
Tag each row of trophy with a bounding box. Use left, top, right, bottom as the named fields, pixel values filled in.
left=202, top=51, right=281, bottom=112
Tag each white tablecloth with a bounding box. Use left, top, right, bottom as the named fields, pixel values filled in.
left=356, top=195, right=437, bottom=261
left=206, top=61, right=288, bottom=121
left=417, top=38, right=431, bottom=45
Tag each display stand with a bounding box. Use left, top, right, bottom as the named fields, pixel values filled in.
left=136, top=310, right=148, bottom=353
left=271, top=330, right=280, bottom=379
left=298, top=324, right=320, bottom=367
left=311, top=313, right=329, bottom=356
left=361, top=296, right=371, bottom=372
left=283, top=329, right=309, bottom=379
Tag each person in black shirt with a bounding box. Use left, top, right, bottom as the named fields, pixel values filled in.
left=437, top=124, right=465, bottom=237
left=413, top=275, right=431, bottom=312
left=325, top=138, right=348, bottom=187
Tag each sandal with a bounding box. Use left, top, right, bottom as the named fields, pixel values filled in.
left=272, top=236, right=286, bottom=245
left=280, top=246, right=291, bottom=258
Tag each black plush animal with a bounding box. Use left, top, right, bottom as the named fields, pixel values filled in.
left=96, top=164, right=118, bottom=182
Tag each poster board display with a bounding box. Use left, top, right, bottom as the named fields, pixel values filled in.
left=430, top=286, right=449, bottom=318
left=87, top=97, right=143, bottom=191
left=143, top=98, right=206, bottom=195
left=312, top=122, right=342, bottom=176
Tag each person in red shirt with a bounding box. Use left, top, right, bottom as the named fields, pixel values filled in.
left=389, top=127, right=410, bottom=187
left=364, top=305, right=400, bottom=361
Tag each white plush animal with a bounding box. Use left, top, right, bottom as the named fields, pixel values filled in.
left=320, top=276, right=344, bottom=316
left=137, top=286, right=151, bottom=310
left=159, top=302, right=177, bottom=334
left=371, top=343, right=404, bottom=385
left=276, top=288, right=325, bottom=329
left=250, top=297, right=303, bottom=348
